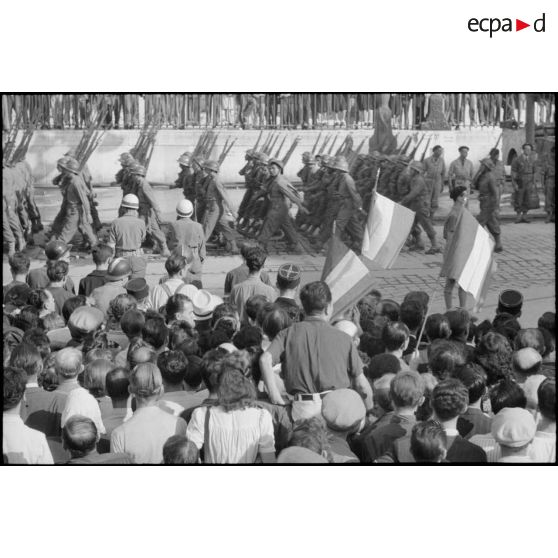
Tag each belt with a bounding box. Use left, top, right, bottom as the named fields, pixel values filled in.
left=116, top=249, right=143, bottom=256
left=293, top=391, right=331, bottom=402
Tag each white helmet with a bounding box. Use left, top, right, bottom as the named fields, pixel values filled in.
left=121, top=194, right=139, bottom=210
left=177, top=199, right=194, bottom=217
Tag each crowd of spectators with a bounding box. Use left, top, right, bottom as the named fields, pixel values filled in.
left=2, top=241, right=555, bottom=464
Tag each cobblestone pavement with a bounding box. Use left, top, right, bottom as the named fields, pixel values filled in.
left=4, top=185, right=554, bottom=328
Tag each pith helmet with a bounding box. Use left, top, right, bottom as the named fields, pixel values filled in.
left=121, top=194, right=139, bottom=210
left=176, top=199, right=194, bottom=217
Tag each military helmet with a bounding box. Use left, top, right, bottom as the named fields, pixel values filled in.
left=245, top=148, right=256, bottom=159
left=480, top=157, right=495, bottom=170
left=106, top=257, right=132, bottom=281
left=268, top=158, right=284, bottom=171
left=203, top=160, right=220, bottom=173
left=129, top=163, right=146, bottom=176
left=181, top=151, right=193, bottom=159
left=332, top=156, right=349, bottom=173
left=409, top=161, right=424, bottom=173
left=176, top=199, right=194, bottom=217
left=302, top=151, right=312, bottom=162
left=64, top=149, right=77, bottom=158
left=58, top=157, right=80, bottom=174
left=177, top=154, right=192, bottom=167
left=320, top=155, right=334, bottom=168
left=121, top=194, right=139, bottom=210
left=45, top=240, right=72, bottom=260
left=257, top=153, right=270, bottom=165
left=119, top=152, right=135, bottom=164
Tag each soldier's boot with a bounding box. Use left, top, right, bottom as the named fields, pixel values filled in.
left=408, top=236, right=425, bottom=251
left=493, top=234, right=503, bottom=253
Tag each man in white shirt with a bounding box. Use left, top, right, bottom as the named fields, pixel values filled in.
left=111, top=362, right=187, bottom=463
left=3, top=366, right=53, bottom=464
left=150, top=252, right=198, bottom=311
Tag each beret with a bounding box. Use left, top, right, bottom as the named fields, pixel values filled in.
left=68, top=306, right=105, bottom=333
left=126, top=278, right=149, bottom=300
left=277, top=447, right=328, bottom=464
left=278, top=263, right=301, bottom=282
left=321, top=389, right=366, bottom=432
left=492, top=407, right=536, bottom=448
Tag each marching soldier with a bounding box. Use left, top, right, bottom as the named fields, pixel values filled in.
left=315, top=157, right=343, bottom=249
left=238, top=152, right=271, bottom=234
left=296, top=152, right=319, bottom=186
left=3, top=161, right=25, bottom=255
left=107, top=194, right=147, bottom=279
left=476, top=158, right=503, bottom=253
left=167, top=199, right=206, bottom=286
left=192, top=157, right=208, bottom=223
left=448, top=146, right=474, bottom=200
left=303, top=154, right=336, bottom=238
left=423, top=145, right=446, bottom=215
left=14, top=158, right=42, bottom=239
left=201, top=160, right=239, bottom=254
left=128, top=163, right=171, bottom=257
left=115, top=152, right=136, bottom=216
left=330, top=155, right=364, bottom=250
left=236, top=149, right=258, bottom=226
left=52, top=157, right=98, bottom=249
left=171, top=152, right=195, bottom=200
left=542, top=145, right=555, bottom=223
left=511, top=143, right=538, bottom=223
left=488, top=148, right=505, bottom=192
left=257, top=158, right=306, bottom=254
left=65, top=149, right=102, bottom=232
left=401, top=161, right=441, bottom=255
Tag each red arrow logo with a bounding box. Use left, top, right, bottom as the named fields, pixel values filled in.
left=516, top=19, right=530, bottom=31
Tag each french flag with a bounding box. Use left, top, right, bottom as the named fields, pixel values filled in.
left=362, top=192, right=416, bottom=269
left=440, top=208, right=497, bottom=308
left=321, top=235, right=377, bottom=319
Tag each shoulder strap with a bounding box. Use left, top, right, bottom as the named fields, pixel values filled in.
left=203, top=406, right=211, bottom=463
left=161, top=282, right=173, bottom=298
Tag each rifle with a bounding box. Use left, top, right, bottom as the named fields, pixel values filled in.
left=318, top=134, right=332, bottom=155
left=347, top=138, right=366, bottom=168
left=144, top=138, right=156, bottom=172
left=268, top=133, right=280, bottom=156
left=79, top=129, right=105, bottom=172
left=311, top=132, right=322, bottom=155
left=407, top=133, right=425, bottom=160
left=420, top=135, right=432, bottom=162
left=253, top=129, right=264, bottom=151
left=397, top=135, right=413, bottom=156
left=3, top=113, right=22, bottom=164
left=205, top=132, right=219, bottom=159
left=218, top=137, right=237, bottom=166
left=493, top=131, right=503, bottom=151
left=274, top=135, right=287, bottom=159
left=335, top=135, right=349, bottom=156
left=281, top=136, right=301, bottom=167
left=327, top=134, right=339, bottom=156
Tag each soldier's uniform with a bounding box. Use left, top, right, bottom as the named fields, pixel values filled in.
left=237, top=151, right=261, bottom=225
left=79, top=162, right=102, bottom=231
left=542, top=148, right=555, bottom=222
left=257, top=159, right=305, bottom=253
left=53, top=157, right=97, bottom=247
left=171, top=152, right=195, bottom=202
left=201, top=161, right=239, bottom=253
left=298, top=158, right=330, bottom=232
left=423, top=153, right=446, bottom=213
left=108, top=194, right=147, bottom=279
left=3, top=164, right=25, bottom=255
left=476, top=158, right=502, bottom=252
left=115, top=153, right=136, bottom=217
left=330, top=156, right=364, bottom=250
left=511, top=150, right=538, bottom=222
left=448, top=153, right=474, bottom=195
left=401, top=162, right=440, bottom=254
left=167, top=200, right=206, bottom=286
left=192, top=160, right=208, bottom=223
left=128, top=164, right=170, bottom=256
left=239, top=155, right=271, bottom=232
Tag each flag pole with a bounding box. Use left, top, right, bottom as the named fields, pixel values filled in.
left=412, top=274, right=444, bottom=359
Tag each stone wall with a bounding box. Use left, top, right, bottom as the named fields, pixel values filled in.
left=25, top=128, right=503, bottom=186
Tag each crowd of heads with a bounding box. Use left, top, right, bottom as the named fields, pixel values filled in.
left=3, top=241, right=556, bottom=464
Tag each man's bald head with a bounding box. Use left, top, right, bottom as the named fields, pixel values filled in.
left=54, top=347, right=83, bottom=379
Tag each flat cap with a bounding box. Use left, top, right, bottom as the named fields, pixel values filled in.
left=321, top=389, right=366, bottom=432
left=68, top=306, right=105, bottom=334
left=458, top=145, right=470, bottom=151
left=277, top=447, right=328, bottom=464
left=277, top=263, right=301, bottom=282
left=492, top=407, right=536, bottom=448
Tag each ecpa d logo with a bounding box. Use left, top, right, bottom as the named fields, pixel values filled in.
left=468, top=13, right=546, bottom=37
